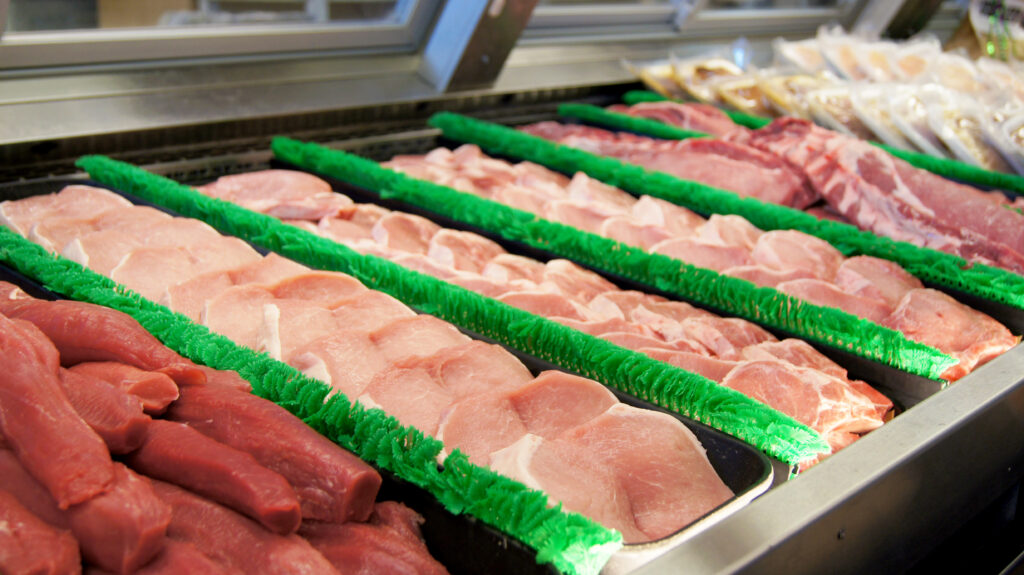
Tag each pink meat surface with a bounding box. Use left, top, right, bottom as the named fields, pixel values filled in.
left=370, top=315, right=470, bottom=363
left=267, top=271, right=367, bottom=307
left=883, top=289, right=1019, bottom=381
left=69, top=362, right=179, bottom=416
left=126, top=419, right=301, bottom=535
left=300, top=502, right=448, bottom=575
left=435, top=391, right=528, bottom=464
left=165, top=384, right=381, bottom=523
left=392, top=340, right=534, bottom=399
left=678, top=316, right=776, bottom=358
left=57, top=368, right=150, bottom=454
left=198, top=170, right=352, bottom=220
left=599, top=216, right=675, bottom=249
left=641, top=349, right=740, bottom=382
left=650, top=237, right=752, bottom=272
left=544, top=200, right=614, bottom=234
left=371, top=212, right=442, bottom=254
left=60, top=230, right=143, bottom=275
left=543, top=259, right=619, bottom=303
left=833, top=255, right=924, bottom=308
left=151, top=480, right=339, bottom=575
left=111, top=240, right=262, bottom=301
left=0, top=315, right=115, bottom=509
left=776, top=279, right=892, bottom=324
left=608, top=101, right=747, bottom=138
left=750, top=230, right=845, bottom=281
left=27, top=217, right=103, bottom=253
left=426, top=229, right=507, bottom=273
left=498, top=291, right=591, bottom=321
left=482, top=253, right=548, bottom=283
left=695, top=214, right=764, bottom=250
left=201, top=285, right=277, bottom=350
left=286, top=330, right=392, bottom=397
left=0, top=489, right=81, bottom=575
left=507, top=371, right=618, bottom=439
left=631, top=195, right=706, bottom=236
left=722, top=265, right=817, bottom=288
left=0, top=185, right=132, bottom=235
left=739, top=340, right=848, bottom=379
left=566, top=172, right=638, bottom=210
left=359, top=366, right=455, bottom=435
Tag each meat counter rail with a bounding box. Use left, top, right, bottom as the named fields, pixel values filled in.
left=0, top=178, right=773, bottom=575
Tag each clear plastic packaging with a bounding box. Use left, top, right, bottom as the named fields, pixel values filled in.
left=622, top=59, right=688, bottom=100
left=772, top=37, right=826, bottom=73
left=710, top=75, right=775, bottom=117
left=670, top=54, right=744, bottom=105
left=887, top=86, right=953, bottom=159
left=806, top=87, right=876, bottom=140
left=888, top=35, right=941, bottom=80
left=923, top=85, right=1016, bottom=173
left=849, top=84, right=916, bottom=151
left=817, top=26, right=873, bottom=81
left=757, top=72, right=832, bottom=119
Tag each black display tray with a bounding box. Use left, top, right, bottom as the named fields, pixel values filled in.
left=0, top=179, right=773, bottom=574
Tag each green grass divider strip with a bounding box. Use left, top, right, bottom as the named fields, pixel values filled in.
left=271, top=135, right=957, bottom=383
left=77, top=154, right=830, bottom=468
left=429, top=110, right=1024, bottom=314
left=621, top=89, right=1024, bottom=195
left=0, top=226, right=625, bottom=575
left=558, top=103, right=712, bottom=140
left=0, top=226, right=622, bottom=575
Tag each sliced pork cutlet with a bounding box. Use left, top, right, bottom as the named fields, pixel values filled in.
left=834, top=255, right=924, bottom=308
left=426, top=229, right=507, bottom=273
left=0, top=185, right=131, bottom=236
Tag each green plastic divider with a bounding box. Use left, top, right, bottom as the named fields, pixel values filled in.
left=428, top=111, right=1024, bottom=314
left=270, top=135, right=957, bottom=383
left=76, top=154, right=830, bottom=468
left=620, top=89, right=1024, bottom=195
left=0, top=225, right=621, bottom=575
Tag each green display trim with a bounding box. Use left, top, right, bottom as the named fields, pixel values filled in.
left=76, top=154, right=830, bottom=467
left=621, top=89, right=1024, bottom=195
left=270, top=136, right=958, bottom=384
left=428, top=111, right=1024, bottom=316
left=0, top=226, right=622, bottom=575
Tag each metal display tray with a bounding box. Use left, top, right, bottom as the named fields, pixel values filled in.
left=0, top=178, right=773, bottom=574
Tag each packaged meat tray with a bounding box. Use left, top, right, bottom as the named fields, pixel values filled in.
left=0, top=177, right=775, bottom=574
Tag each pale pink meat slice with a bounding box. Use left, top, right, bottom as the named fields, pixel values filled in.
left=447, top=274, right=523, bottom=298
left=750, top=230, right=845, bottom=281
left=267, top=272, right=367, bottom=307
left=512, top=159, right=572, bottom=189
left=394, top=341, right=534, bottom=399
left=286, top=330, right=391, bottom=398
left=602, top=332, right=684, bottom=352
left=391, top=253, right=466, bottom=280
left=344, top=204, right=392, bottom=229
left=650, top=238, right=751, bottom=272
left=316, top=216, right=374, bottom=244
left=358, top=366, right=454, bottom=435
left=640, top=349, right=739, bottom=382
left=679, top=316, right=776, bottom=358
left=90, top=206, right=174, bottom=235
left=435, top=391, right=528, bottom=465
left=330, top=291, right=416, bottom=328
left=588, top=290, right=664, bottom=317
left=642, top=300, right=715, bottom=323
left=369, top=315, right=471, bottom=363
left=544, top=200, right=614, bottom=234
left=722, top=265, right=816, bottom=288
left=834, top=255, right=923, bottom=308
left=562, top=403, right=733, bottom=541
left=566, top=172, right=637, bottom=211
left=883, top=289, right=1020, bottom=381
left=228, top=253, right=309, bottom=285
left=61, top=230, right=144, bottom=276
left=631, top=195, right=705, bottom=237
left=481, top=254, right=547, bottom=284
left=0, top=185, right=132, bottom=235
left=198, top=169, right=352, bottom=220
left=284, top=219, right=319, bottom=234
left=722, top=360, right=889, bottom=453
left=139, top=219, right=224, bottom=248
left=258, top=300, right=339, bottom=360
left=507, top=371, right=618, bottom=439
left=599, top=216, right=675, bottom=250
left=112, top=240, right=262, bottom=301
left=739, top=340, right=848, bottom=379
left=201, top=285, right=277, bottom=350
left=552, top=317, right=653, bottom=337
left=776, top=278, right=891, bottom=324
left=491, top=186, right=551, bottom=216
left=426, top=229, right=507, bottom=273
left=498, top=291, right=591, bottom=321
left=371, top=213, right=442, bottom=254
left=694, top=214, right=763, bottom=250
left=542, top=259, right=618, bottom=303
left=608, top=101, right=745, bottom=138
left=27, top=216, right=100, bottom=252
left=489, top=433, right=647, bottom=543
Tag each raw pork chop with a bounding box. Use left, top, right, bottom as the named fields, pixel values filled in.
left=776, top=279, right=891, bottom=324
left=287, top=330, right=392, bottom=397
left=507, top=371, right=618, bottom=438
left=750, top=230, right=845, bottom=281
left=199, top=169, right=352, bottom=220
left=833, top=255, right=923, bottom=308
left=607, top=101, right=746, bottom=138
left=427, top=229, right=507, bottom=273
left=0, top=185, right=131, bottom=235
left=371, top=213, right=442, bottom=254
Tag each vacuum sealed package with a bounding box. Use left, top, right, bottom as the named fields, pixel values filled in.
left=923, top=85, right=1017, bottom=173
left=772, top=37, right=826, bottom=73
left=928, top=53, right=989, bottom=98
left=758, top=72, right=833, bottom=119
left=711, top=75, right=775, bottom=117
left=817, top=26, right=872, bottom=81
left=806, top=86, right=876, bottom=140
left=999, top=113, right=1024, bottom=174
left=854, top=42, right=902, bottom=82
left=623, top=59, right=689, bottom=100
left=887, top=86, right=953, bottom=159
left=670, top=53, right=744, bottom=105
left=976, top=58, right=1024, bottom=109
left=849, top=84, right=916, bottom=151
left=889, top=35, right=941, bottom=80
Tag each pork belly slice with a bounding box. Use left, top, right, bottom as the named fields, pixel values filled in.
left=776, top=278, right=892, bottom=325
left=883, top=289, right=1020, bottom=381
left=0, top=185, right=132, bottom=235
left=57, top=368, right=150, bottom=454
left=0, top=489, right=81, bottom=575
left=165, top=384, right=381, bottom=523
left=833, top=255, right=924, bottom=308
left=287, top=330, right=392, bottom=398
left=750, top=230, right=845, bottom=281
left=650, top=237, right=752, bottom=272
left=608, top=101, right=746, bottom=139
left=151, top=480, right=339, bottom=575
left=695, top=214, right=764, bottom=250
left=69, top=362, right=179, bottom=416
left=722, top=360, right=888, bottom=449
left=126, top=420, right=301, bottom=535
left=67, top=464, right=171, bottom=574
left=111, top=239, right=262, bottom=301
left=482, top=253, right=548, bottom=284
left=0, top=315, right=115, bottom=508
left=300, top=502, right=448, bottom=575
left=631, top=195, right=705, bottom=237
left=427, top=229, right=507, bottom=273
left=371, top=212, right=443, bottom=254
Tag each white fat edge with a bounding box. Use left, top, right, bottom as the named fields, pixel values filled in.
left=587, top=294, right=626, bottom=321
left=488, top=433, right=544, bottom=491
left=59, top=238, right=90, bottom=268
left=369, top=219, right=389, bottom=246
left=5, top=286, right=28, bottom=300
left=0, top=202, right=27, bottom=236
left=631, top=304, right=684, bottom=341
left=631, top=196, right=667, bottom=227
left=290, top=351, right=333, bottom=388
left=355, top=392, right=383, bottom=413
left=258, top=303, right=283, bottom=360
left=25, top=223, right=57, bottom=253
left=425, top=240, right=457, bottom=269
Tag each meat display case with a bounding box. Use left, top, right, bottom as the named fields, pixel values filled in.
left=2, top=1, right=1022, bottom=573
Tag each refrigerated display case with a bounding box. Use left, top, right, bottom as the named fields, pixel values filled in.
left=3, top=1, right=1023, bottom=573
